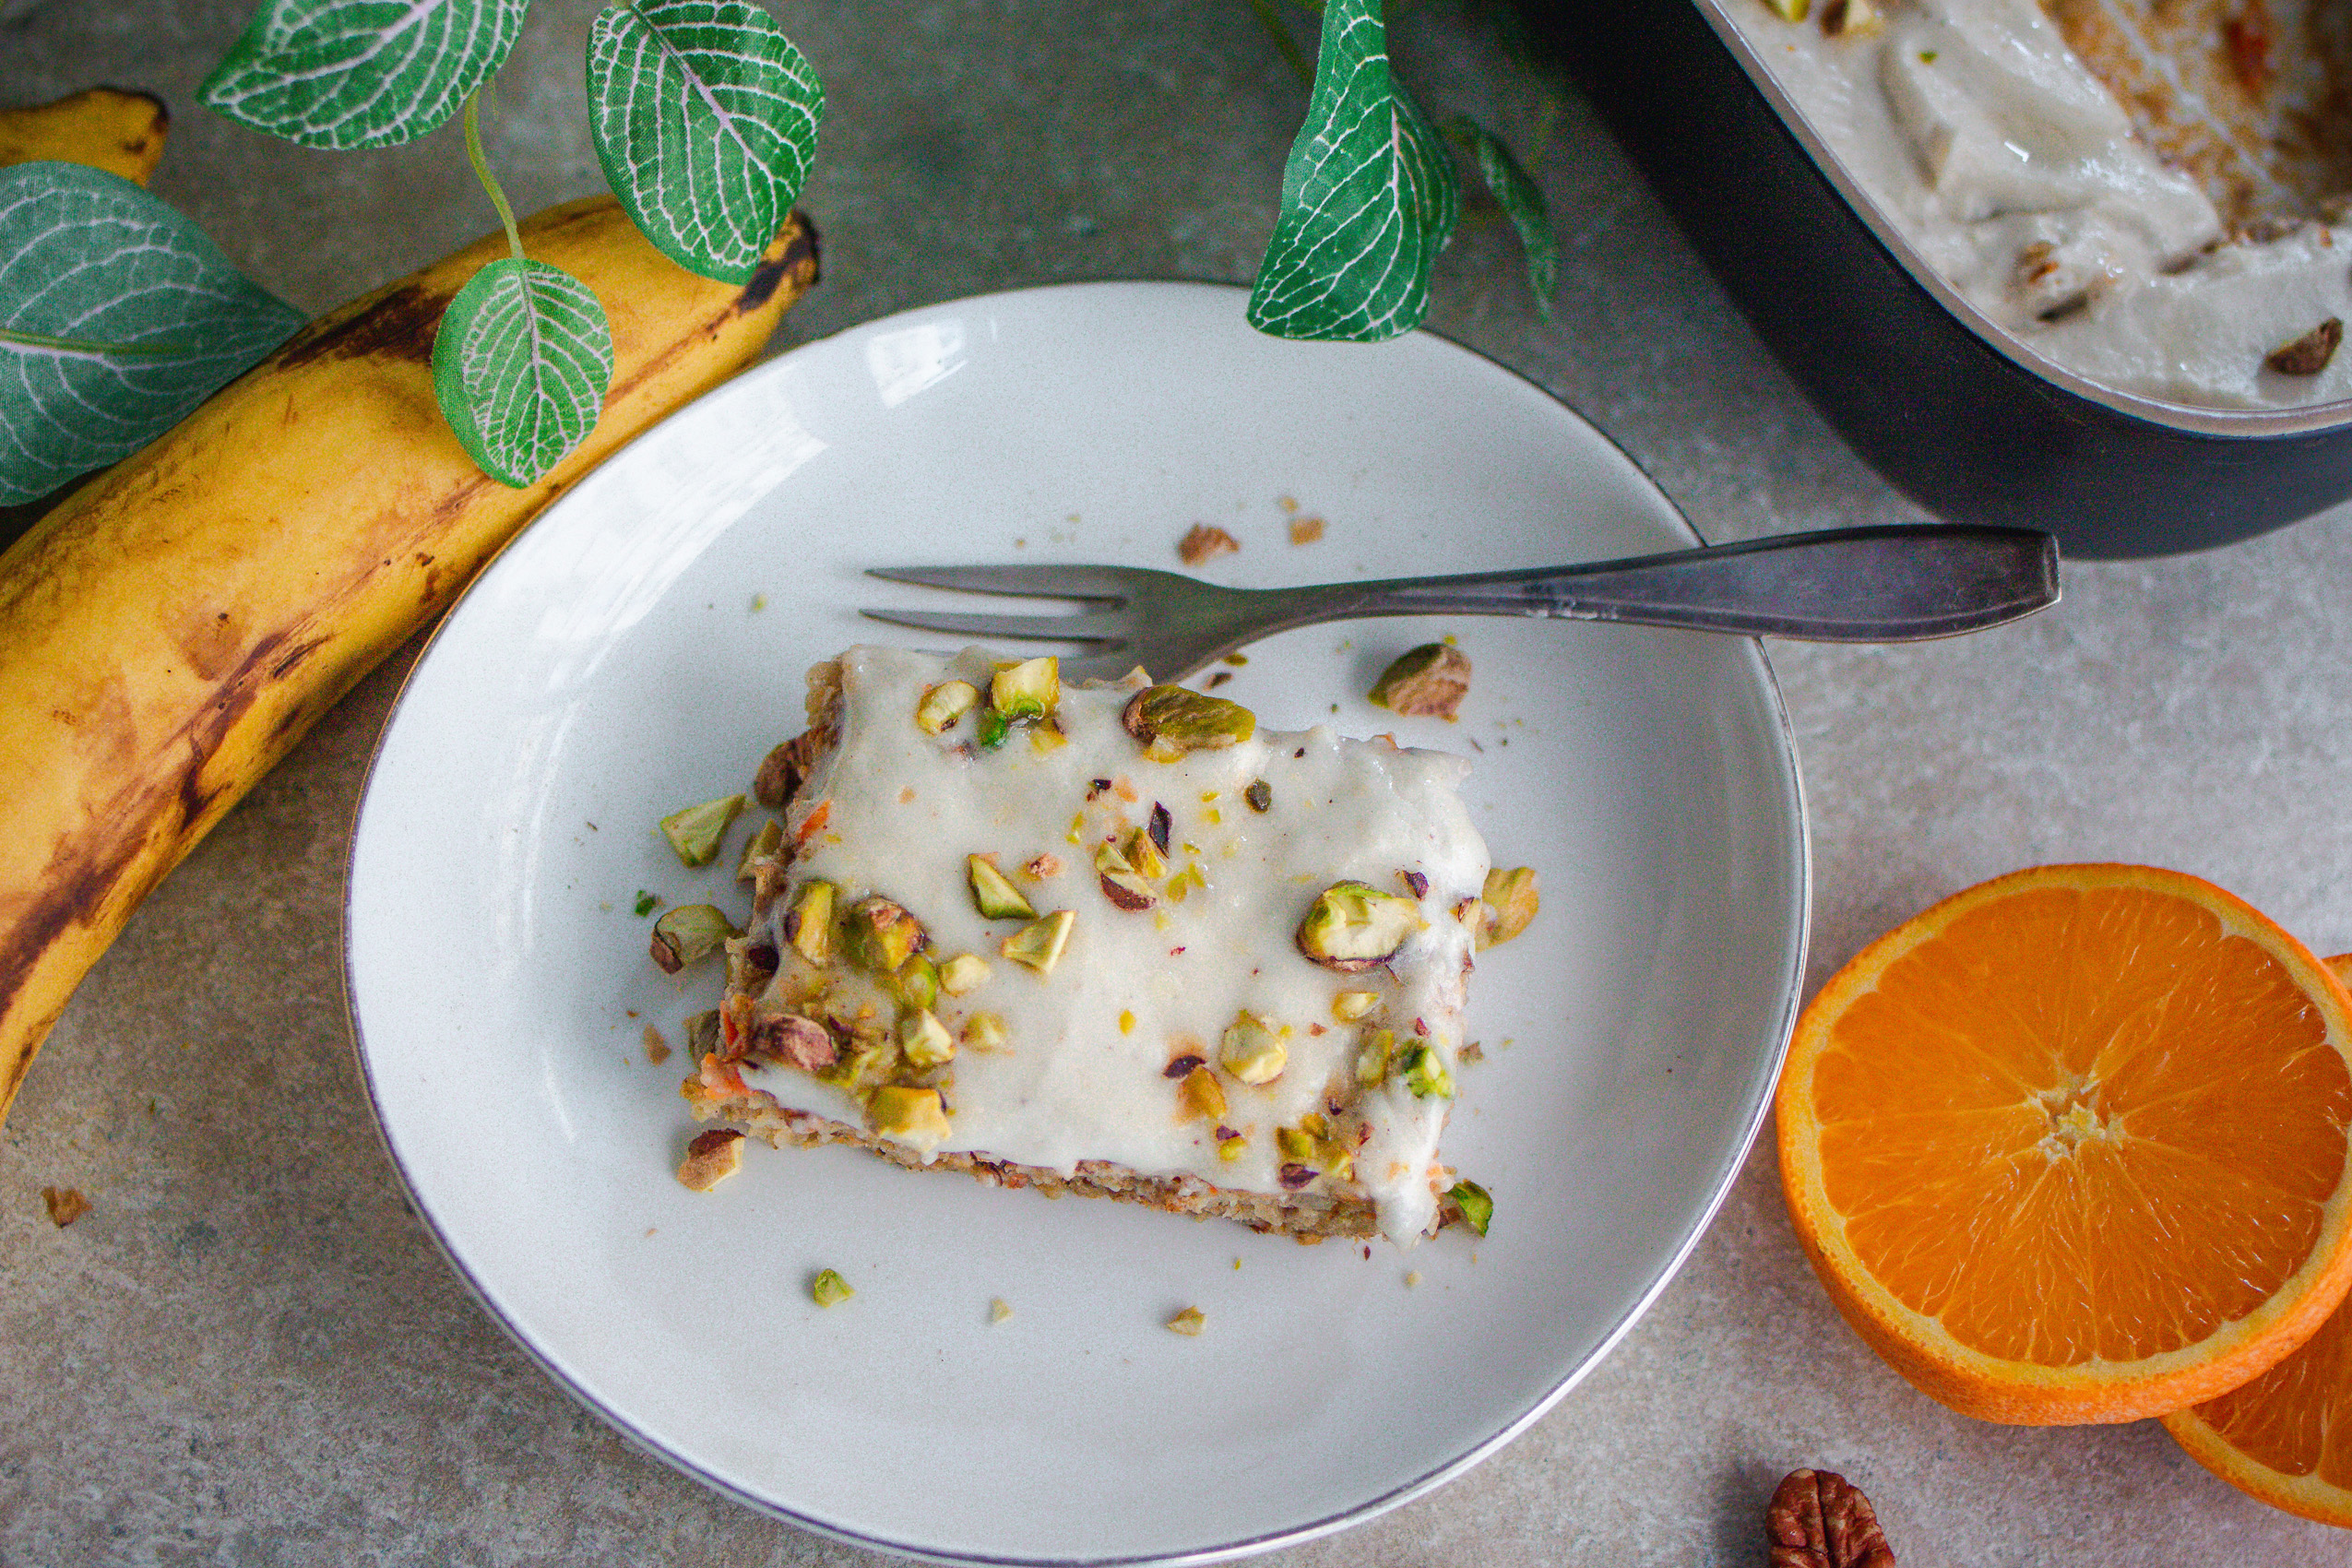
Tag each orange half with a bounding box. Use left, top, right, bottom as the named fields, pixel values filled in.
left=1777, top=864, right=2352, bottom=1424
left=2163, top=955, right=2352, bottom=1524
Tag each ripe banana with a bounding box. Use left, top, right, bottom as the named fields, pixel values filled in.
left=0, top=196, right=820, bottom=1123
left=0, top=86, right=170, bottom=184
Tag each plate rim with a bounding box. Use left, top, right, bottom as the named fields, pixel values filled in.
left=339, top=278, right=1813, bottom=1566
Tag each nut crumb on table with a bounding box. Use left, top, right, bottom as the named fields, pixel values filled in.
left=1177, top=524, right=1239, bottom=566
left=42, top=1186, right=90, bottom=1227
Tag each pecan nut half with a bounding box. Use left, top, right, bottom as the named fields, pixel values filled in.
left=1766, top=1469, right=1895, bottom=1568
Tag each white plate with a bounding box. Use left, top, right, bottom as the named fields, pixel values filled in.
left=345, top=281, right=1808, bottom=1564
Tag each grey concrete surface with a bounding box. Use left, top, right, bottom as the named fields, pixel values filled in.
left=8, top=1, right=2352, bottom=1563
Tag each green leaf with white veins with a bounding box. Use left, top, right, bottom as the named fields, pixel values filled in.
left=1444, top=114, right=1560, bottom=323
left=431, top=257, right=613, bottom=488
left=587, top=0, right=825, bottom=283
left=1247, top=0, right=1460, bottom=342
left=0, top=162, right=306, bottom=506
left=200, top=0, right=529, bottom=149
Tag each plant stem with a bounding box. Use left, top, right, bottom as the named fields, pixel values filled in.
left=0, top=325, right=197, bottom=359
left=463, top=90, right=524, bottom=263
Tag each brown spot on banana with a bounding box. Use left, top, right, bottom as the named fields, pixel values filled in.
left=0, top=198, right=822, bottom=1128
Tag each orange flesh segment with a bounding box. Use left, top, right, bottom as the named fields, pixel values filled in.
left=1812, top=885, right=2352, bottom=1367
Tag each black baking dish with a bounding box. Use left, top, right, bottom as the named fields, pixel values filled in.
left=1524, top=0, right=2352, bottom=559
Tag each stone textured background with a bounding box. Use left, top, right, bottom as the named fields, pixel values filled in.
left=7, top=1, right=2352, bottom=1563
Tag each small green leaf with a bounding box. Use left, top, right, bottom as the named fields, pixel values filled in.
left=1247, top=0, right=1459, bottom=343
left=1444, top=115, right=1559, bottom=323
left=431, top=257, right=613, bottom=488
left=201, top=0, right=529, bottom=149
left=0, top=162, right=304, bottom=505
left=587, top=0, right=825, bottom=284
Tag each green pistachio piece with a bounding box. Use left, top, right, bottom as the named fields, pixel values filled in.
left=1368, top=642, right=1471, bottom=719
left=975, top=707, right=1011, bottom=750
left=891, top=953, right=941, bottom=1012
left=1446, top=1179, right=1493, bottom=1236
left=1000, top=909, right=1075, bottom=975
left=1354, top=1027, right=1395, bottom=1087
left=938, top=953, right=992, bottom=995
left=962, top=1012, right=1009, bottom=1051
left=1120, top=685, right=1256, bottom=761
left=735, top=817, right=784, bottom=883
left=649, top=904, right=741, bottom=973
left=659, top=793, right=747, bottom=867
left=1166, top=1306, right=1206, bottom=1336
left=683, top=1009, right=721, bottom=1060
left=1276, top=1125, right=1318, bottom=1162
left=1177, top=1064, right=1228, bottom=1122
left=810, top=1268, right=855, bottom=1307
left=1094, top=840, right=1157, bottom=911
left=1333, top=990, right=1380, bottom=1023
left=868, top=1085, right=952, bottom=1150
left=1398, top=1042, right=1456, bottom=1100
left=1479, top=866, right=1540, bottom=949
left=916, top=679, right=981, bottom=735
left=968, top=855, right=1038, bottom=921
left=898, top=1007, right=956, bottom=1068
left=1121, top=826, right=1168, bottom=880
left=1297, top=881, right=1426, bottom=971
left=990, top=656, right=1061, bottom=724
left=783, top=879, right=837, bottom=965
left=1219, top=1011, right=1289, bottom=1086
left=842, top=896, right=927, bottom=973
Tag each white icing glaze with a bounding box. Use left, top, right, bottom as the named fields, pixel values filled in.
left=1727, top=0, right=2352, bottom=409
left=738, top=646, right=1491, bottom=1245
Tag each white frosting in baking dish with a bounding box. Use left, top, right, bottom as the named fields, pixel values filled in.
left=1721, top=0, right=2352, bottom=409
left=738, top=646, right=1492, bottom=1245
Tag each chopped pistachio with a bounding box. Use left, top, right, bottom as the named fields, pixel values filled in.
left=962, top=1012, right=1010, bottom=1051
left=659, top=793, right=747, bottom=867
left=1244, top=778, right=1273, bottom=813
left=783, top=879, right=837, bottom=965
left=1818, top=0, right=1880, bottom=33
left=842, top=897, right=927, bottom=973
left=735, top=817, right=784, bottom=882
left=650, top=904, right=741, bottom=973
left=633, top=890, right=659, bottom=917
left=1001, top=909, right=1075, bottom=975
left=1446, top=1179, right=1493, bottom=1236
left=1332, top=990, right=1380, bottom=1022
left=1219, top=1011, right=1289, bottom=1086
left=810, top=1268, right=855, bottom=1307
left=1276, top=1125, right=1318, bottom=1162
left=683, top=1009, right=722, bottom=1060
left=1479, top=866, right=1540, bottom=949
left=990, top=1297, right=1014, bottom=1324
left=1317, top=1137, right=1355, bottom=1182
left=1094, top=840, right=1157, bottom=911
left=1296, top=881, right=1426, bottom=971
left=1764, top=0, right=1807, bottom=20
left=1368, top=643, right=1471, bottom=719
left=891, top=953, right=940, bottom=1012
left=1398, top=1042, right=1456, bottom=1100
left=1354, top=1028, right=1396, bottom=1087
left=1166, top=1306, right=1206, bottom=1336
left=938, top=953, right=992, bottom=995
left=868, top=1085, right=952, bottom=1150
left=1177, top=1064, right=1228, bottom=1122
left=968, top=855, right=1038, bottom=921
left=916, top=679, right=981, bottom=734
left=976, top=707, right=1011, bottom=750
left=991, top=656, right=1062, bottom=724
left=898, top=1007, right=956, bottom=1068
left=1215, top=1127, right=1247, bottom=1161
left=1121, top=826, right=1169, bottom=880
left=1121, top=685, right=1256, bottom=761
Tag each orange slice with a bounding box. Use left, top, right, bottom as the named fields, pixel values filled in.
left=2163, top=954, right=2352, bottom=1524
left=1777, top=864, right=2352, bottom=1424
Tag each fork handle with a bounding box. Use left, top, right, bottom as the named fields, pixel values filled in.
left=1268, top=524, right=2059, bottom=642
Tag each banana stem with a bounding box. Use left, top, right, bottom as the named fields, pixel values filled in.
left=462, top=91, right=524, bottom=264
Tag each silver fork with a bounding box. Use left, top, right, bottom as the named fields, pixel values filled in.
left=863, top=523, right=2059, bottom=683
